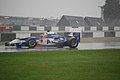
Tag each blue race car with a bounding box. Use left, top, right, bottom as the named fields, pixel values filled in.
left=5, top=32, right=79, bottom=48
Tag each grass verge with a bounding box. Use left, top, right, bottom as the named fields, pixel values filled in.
left=0, top=49, right=120, bottom=80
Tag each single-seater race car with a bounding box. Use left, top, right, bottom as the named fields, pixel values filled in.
left=5, top=32, right=79, bottom=48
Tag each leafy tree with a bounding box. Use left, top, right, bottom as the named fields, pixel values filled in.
left=103, top=0, right=120, bottom=23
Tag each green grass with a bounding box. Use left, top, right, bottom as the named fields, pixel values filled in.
left=0, top=49, right=120, bottom=80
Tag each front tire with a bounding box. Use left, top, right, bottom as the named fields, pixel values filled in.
left=68, top=38, right=78, bottom=48
left=27, top=39, right=36, bottom=48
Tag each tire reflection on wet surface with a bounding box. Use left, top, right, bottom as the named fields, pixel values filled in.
left=1, top=42, right=120, bottom=52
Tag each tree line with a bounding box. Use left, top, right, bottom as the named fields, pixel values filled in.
left=103, top=0, right=120, bottom=23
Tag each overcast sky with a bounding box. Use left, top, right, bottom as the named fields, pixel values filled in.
left=0, top=0, right=105, bottom=18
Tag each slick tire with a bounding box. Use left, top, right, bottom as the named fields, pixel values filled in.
left=68, top=38, right=78, bottom=48
left=27, top=39, right=36, bottom=48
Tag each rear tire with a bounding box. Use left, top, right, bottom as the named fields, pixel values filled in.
left=27, top=39, right=36, bottom=48
left=68, top=38, right=78, bottom=48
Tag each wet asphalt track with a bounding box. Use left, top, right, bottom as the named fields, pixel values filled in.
left=1, top=42, right=120, bottom=52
